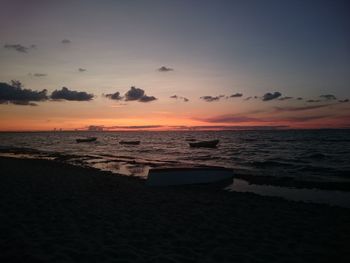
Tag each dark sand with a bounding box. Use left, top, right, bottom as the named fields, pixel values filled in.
left=0, top=157, right=349, bottom=263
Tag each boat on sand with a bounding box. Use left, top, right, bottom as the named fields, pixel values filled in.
left=119, top=140, right=140, bottom=145
left=76, top=137, right=97, bottom=143
left=189, top=139, right=219, bottom=148
left=147, top=167, right=233, bottom=186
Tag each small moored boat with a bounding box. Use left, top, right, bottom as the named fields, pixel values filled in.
left=119, top=140, right=140, bottom=145
left=147, top=167, right=233, bottom=186
left=76, top=137, right=97, bottom=143
left=189, top=139, right=219, bottom=148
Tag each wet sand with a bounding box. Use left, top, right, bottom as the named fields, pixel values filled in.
left=0, top=157, right=349, bottom=262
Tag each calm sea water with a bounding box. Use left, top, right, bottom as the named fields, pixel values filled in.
left=0, top=130, right=349, bottom=183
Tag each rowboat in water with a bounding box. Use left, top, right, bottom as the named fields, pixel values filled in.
left=189, top=139, right=219, bottom=148
left=147, top=167, right=233, bottom=186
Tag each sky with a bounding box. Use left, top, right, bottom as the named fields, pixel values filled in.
left=0, top=0, right=349, bottom=131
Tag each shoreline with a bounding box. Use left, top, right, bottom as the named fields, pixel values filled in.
left=1, top=148, right=350, bottom=192
left=1, top=156, right=349, bottom=262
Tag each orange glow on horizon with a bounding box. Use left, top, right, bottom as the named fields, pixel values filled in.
left=1, top=114, right=348, bottom=132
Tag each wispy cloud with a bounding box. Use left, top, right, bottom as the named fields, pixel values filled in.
left=170, top=95, right=189, bottom=102
left=280, top=115, right=330, bottom=122
left=33, top=73, right=47, bottom=77
left=51, top=87, right=94, bottom=101
left=200, top=95, right=223, bottom=102
left=61, top=39, right=71, bottom=44
left=278, top=96, right=293, bottom=101
left=274, top=104, right=331, bottom=112
left=197, top=110, right=334, bottom=125
left=199, top=114, right=260, bottom=123
left=4, top=44, right=30, bottom=53
left=171, top=125, right=288, bottom=130
left=306, top=99, right=321, bottom=103
left=78, top=68, right=87, bottom=72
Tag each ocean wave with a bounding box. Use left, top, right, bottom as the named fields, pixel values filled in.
left=246, top=160, right=296, bottom=168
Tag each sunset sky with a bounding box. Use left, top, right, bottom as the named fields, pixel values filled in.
left=0, top=0, right=349, bottom=131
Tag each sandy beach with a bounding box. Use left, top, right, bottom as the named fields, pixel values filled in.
left=1, top=157, right=349, bottom=263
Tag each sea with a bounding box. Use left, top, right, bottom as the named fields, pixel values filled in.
left=1, top=129, right=350, bottom=207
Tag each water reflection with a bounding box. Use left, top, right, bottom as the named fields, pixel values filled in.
left=227, top=178, right=350, bottom=208
left=91, top=161, right=150, bottom=178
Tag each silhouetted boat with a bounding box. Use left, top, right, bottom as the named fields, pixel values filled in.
left=189, top=139, right=219, bottom=148
left=147, top=167, right=233, bottom=186
left=76, top=137, right=97, bottom=143
left=119, top=140, right=140, bottom=145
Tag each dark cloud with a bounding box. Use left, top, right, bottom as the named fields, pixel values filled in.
left=139, top=95, right=157, bottom=102
left=123, top=86, right=157, bottom=103
left=105, top=87, right=157, bottom=103
left=170, top=95, right=189, bottom=102
left=274, top=104, right=331, bottom=112
left=306, top=99, right=321, bottom=103
left=244, top=96, right=252, bottom=101
left=33, top=73, right=47, bottom=77
left=104, top=91, right=123, bottom=100
left=262, top=92, right=282, bottom=101
left=51, top=87, right=94, bottom=101
left=278, top=96, right=293, bottom=101
left=0, top=80, right=48, bottom=106
left=200, top=96, right=221, bottom=102
left=320, top=94, right=337, bottom=100
left=78, top=68, right=87, bottom=72
left=62, top=39, right=71, bottom=44
left=4, top=44, right=29, bottom=53
left=339, top=99, right=349, bottom=103
left=124, top=86, right=145, bottom=101
left=297, top=97, right=303, bottom=100
left=230, top=93, right=243, bottom=98
left=158, top=66, right=174, bottom=72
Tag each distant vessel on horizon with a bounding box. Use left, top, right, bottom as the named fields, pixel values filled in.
left=119, top=140, right=140, bottom=145
left=76, top=137, right=97, bottom=143
left=189, top=139, right=219, bottom=148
